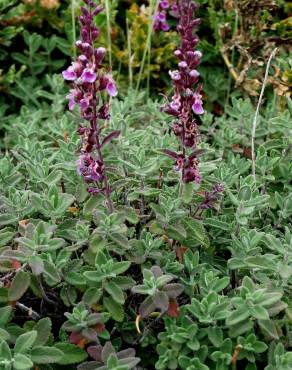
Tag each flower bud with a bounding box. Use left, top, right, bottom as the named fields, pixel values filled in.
left=178, top=61, right=188, bottom=68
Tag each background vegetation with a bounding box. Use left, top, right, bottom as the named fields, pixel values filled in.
left=0, top=0, right=291, bottom=369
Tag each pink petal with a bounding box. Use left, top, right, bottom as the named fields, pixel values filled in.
left=81, top=69, right=97, bottom=83
left=192, top=101, right=204, bottom=115
left=69, top=98, right=75, bottom=111
left=106, top=80, right=118, bottom=97
left=62, top=66, right=77, bottom=81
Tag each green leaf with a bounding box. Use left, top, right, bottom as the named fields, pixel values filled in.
left=111, top=276, right=135, bottom=290
left=0, top=328, right=10, bottom=341
left=260, top=292, right=282, bottom=307
left=156, top=275, right=174, bottom=288
left=211, top=277, right=230, bottom=293
left=182, top=182, right=193, bottom=203
left=167, top=224, right=187, bottom=241
left=245, top=256, right=277, bottom=271
left=30, top=346, right=64, bottom=364
left=29, top=255, right=44, bottom=276
left=0, top=214, right=18, bottom=227
left=13, top=353, right=33, bottom=370
left=8, top=271, right=31, bottom=302
left=250, top=305, right=269, bottom=321
left=203, top=218, right=232, bottom=231
left=83, top=195, right=103, bottom=215
left=207, top=327, right=223, bottom=348
left=14, top=330, right=37, bottom=354
left=253, top=341, right=268, bottom=354
left=0, top=306, right=12, bottom=327
left=33, top=318, right=52, bottom=346
left=109, top=233, right=129, bottom=249
left=0, top=227, right=14, bottom=247
left=184, top=218, right=209, bottom=247
left=82, top=287, right=102, bottom=305
left=54, top=343, right=88, bottom=365
left=43, top=260, right=61, bottom=286
left=0, top=340, right=12, bottom=360
left=104, top=281, right=125, bottom=304
left=226, top=306, right=250, bottom=326
left=103, top=296, right=124, bottom=322
left=111, top=261, right=131, bottom=275
left=258, top=319, right=279, bottom=340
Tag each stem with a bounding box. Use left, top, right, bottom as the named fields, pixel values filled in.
left=146, top=25, right=152, bottom=99
left=89, top=5, right=114, bottom=214
left=135, top=0, right=158, bottom=93
left=71, top=0, right=76, bottom=58
left=16, top=302, right=40, bottom=320
left=126, top=17, right=133, bottom=90
left=225, top=2, right=239, bottom=105
left=251, top=48, right=278, bottom=183
left=104, top=0, right=112, bottom=70
left=37, top=276, right=55, bottom=305
left=98, top=142, right=114, bottom=213
left=91, top=83, right=114, bottom=213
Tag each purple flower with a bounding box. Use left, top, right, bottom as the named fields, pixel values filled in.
left=87, top=186, right=102, bottom=194
left=95, top=47, right=106, bottom=64
left=199, top=183, right=224, bottom=209
left=189, top=69, right=200, bottom=79
left=81, top=68, right=97, bottom=83
left=106, top=77, right=118, bottom=97
left=192, top=98, right=204, bottom=115
left=169, top=70, right=181, bottom=81
left=178, top=61, right=188, bottom=69
left=160, top=0, right=169, bottom=9
left=77, top=154, right=105, bottom=183
left=153, top=1, right=171, bottom=32
left=62, top=66, right=77, bottom=81
left=160, top=22, right=170, bottom=31
left=156, top=12, right=166, bottom=22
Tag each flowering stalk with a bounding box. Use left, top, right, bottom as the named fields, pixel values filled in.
left=62, top=0, right=118, bottom=213
left=163, top=0, right=204, bottom=190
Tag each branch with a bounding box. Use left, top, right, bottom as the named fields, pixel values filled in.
left=16, top=302, right=40, bottom=320
left=220, top=47, right=239, bottom=82
left=251, top=48, right=278, bottom=182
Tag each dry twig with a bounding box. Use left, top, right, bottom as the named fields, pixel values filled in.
left=251, top=47, right=278, bottom=182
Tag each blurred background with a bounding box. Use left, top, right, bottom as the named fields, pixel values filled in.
left=0, top=0, right=291, bottom=117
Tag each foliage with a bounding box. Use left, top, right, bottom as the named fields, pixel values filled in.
left=0, top=0, right=291, bottom=369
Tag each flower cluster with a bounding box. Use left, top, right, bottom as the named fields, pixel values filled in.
left=153, top=1, right=170, bottom=32
left=163, top=0, right=203, bottom=184
left=200, top=183, right=224, bottom=209
left=62, top=0, right=118, bottom=211
left=153, top=0, right=181, bottom=32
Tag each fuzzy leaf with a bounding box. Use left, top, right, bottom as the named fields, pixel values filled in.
left=103, top=296, right=124, bottom=322
left=104, top=281, right=125, bottom=304
left=8, top=271, right=31, bottom=302
left=14, top=331, right=37, bottom=354
left=13, top=353, right=33, bottom=370
left=33, top=318, right=52, bottom=346
left=30, top=346, right=64, bottom=364
left=29, top=255, right=44, bottom=276
left=54, top=343, right=88, bottom=365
